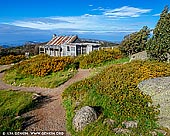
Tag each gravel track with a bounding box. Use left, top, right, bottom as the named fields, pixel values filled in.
left=0, top=65, right=91, bottom=135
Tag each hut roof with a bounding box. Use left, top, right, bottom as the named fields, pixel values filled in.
left=47, top=35, right=78, bottom=46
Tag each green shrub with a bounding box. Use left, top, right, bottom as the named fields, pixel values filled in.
left=76, top=48, right=123, bottom=68
left=62, top=60, right=170, bottom=135
left=0, top=55, right=26, bottom=65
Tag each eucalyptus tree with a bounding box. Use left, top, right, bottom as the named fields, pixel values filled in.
left=120, top=26, right=150, bottom=56
left=147, top=6, right=170, bottom=61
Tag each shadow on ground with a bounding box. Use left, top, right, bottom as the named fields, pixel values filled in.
left=21, top=95, right=54, bottom=130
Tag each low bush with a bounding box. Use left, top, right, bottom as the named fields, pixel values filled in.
left=4, top=54, right=77, bottom=88
left=76, top=48, right=123, bottom=68
left=0, top=55, right=26, bottom=65
left=62, top=60, right=170, bottom=135
left=11, top=54, right=75, bottom=77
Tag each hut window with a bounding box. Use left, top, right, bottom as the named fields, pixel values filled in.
left=67, top=46, right=70, bottom=51
left=93, top=47, right=98, bottom=51
left=71, top=47, right=75, bottom=51
left=82, top=46, right=86, bottom=54
left=77, top=46, right=81, bottom=55
left=39, top=48, right=44, bottom=51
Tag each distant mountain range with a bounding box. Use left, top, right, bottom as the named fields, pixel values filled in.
left=0, top=41, right=45, bottom=48
left=0, top=45, right=10, bottom=48
left=81, top=38, right=120, bottom=44
left=0, top=38, right=119, bottom=49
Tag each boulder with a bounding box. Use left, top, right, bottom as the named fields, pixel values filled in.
left=112, top=128, right=131, bottom=134
left=129, top=51, right=148, bottom=62
left=150, top=129, right=167, bottom=136
left=138, top=77, right=170, bottom=129
left=122, top=120, right=138, bottom=128
left=150, top=131, right=158, bottom=136
left=15, top=116, right=21, bottom=120
left=72, top=106, right=97, bottom=131
left=166, top=53, right=170, bottom=63
left=103, top=118, right=116, bottom=126
left=75, top=101, right=81, bottom=108
left=32, top=93, right=41, bottom=100
left=155, top=129, right=167, bottom=136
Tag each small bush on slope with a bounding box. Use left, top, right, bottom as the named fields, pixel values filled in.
left=10, top=54, right=75, bottom=77
left=4, top=54, right=77, bottom=88
left=0, top=55, right=26, bottom=65
left=62, top=60, right=170, bottom=136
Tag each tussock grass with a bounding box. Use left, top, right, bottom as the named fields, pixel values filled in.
left=0, top=90, right=34, bottom=131
left=4, top=69, right=77, bottom=88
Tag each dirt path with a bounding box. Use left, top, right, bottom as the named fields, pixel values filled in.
left=0, top=65, right=91, bottom=135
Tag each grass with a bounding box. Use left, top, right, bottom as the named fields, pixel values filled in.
left=97, top=57, right=129, bottom=66
left=3, top=69, right=77, bottom=88
left=75, top=48, right=123, bottom=69
left=86, top=57, right=129, bottom=68
left=63, top=91, right=120, bottom=136
left=63, top=86, right=159, bottom=136
left=0, top=90, right=34, bottom=132
left=88, top=57, right=130, bottom=78
left=3, top=56, right=128, bottom=89
left=62, top=60, right=170, bottom=136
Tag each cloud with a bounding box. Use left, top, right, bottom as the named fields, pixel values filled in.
left=103, top=6, right=151, bottom=18
left=9, top=20, right=71, bottom=30
left=3, top=14, right=144, bottom=34
left=89, top=4, right=93, bottom=7
left=83, top=14, right=95, bottom=17
left=92, top=7, right=105, bottom=11
left=152, top=13, right=160, bottom=16
left=5, top=15, right=106, bottom=31
left=2, top=6, right=153, bottom=38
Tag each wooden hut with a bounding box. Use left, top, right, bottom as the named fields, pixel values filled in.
left=39, top=35, right=100, bottom=57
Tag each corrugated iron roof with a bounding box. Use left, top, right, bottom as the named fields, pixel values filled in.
left=47, top=35, right=78, bottom=46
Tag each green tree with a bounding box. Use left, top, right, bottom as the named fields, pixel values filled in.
left=120, top=26, right=150, bottom=56
left=147, top=6, right=170, bottom=61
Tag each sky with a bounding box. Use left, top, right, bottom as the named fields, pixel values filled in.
left=0, top=0, right=169, bottom=45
